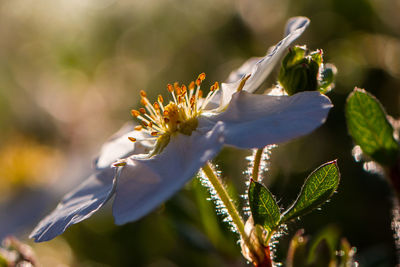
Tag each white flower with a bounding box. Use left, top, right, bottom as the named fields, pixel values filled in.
left=30, top=17, right=332, bottom=242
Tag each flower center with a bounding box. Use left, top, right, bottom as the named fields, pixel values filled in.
left=129, top=73, right=219, bottom=154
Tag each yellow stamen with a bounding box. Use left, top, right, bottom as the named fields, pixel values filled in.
left=113, top=161, right=127, bottom=167
left=131, top=73, right=219, bottom=154
left=189, top=81, right=195, bottom=90
left=198, top=72, right=206, bottom=81
left=237, top=74, right=251, bottom=92
left=131, top=110, right=140, bottom=117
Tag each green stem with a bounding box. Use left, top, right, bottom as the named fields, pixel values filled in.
left=252, top=148, right=264, bottom=182
left=252, top=148, right=274, bottom=267
left=202, top=162, right=252, bottom=251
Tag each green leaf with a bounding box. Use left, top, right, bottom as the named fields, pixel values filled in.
left=346, top=88, right=399, bottom=166
left=248, top=180, right=280, bottom=232
left=281, top=160, right=340, bottom=223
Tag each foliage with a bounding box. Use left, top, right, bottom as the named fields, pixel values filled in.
left=346, top=88, right=399, bottom=166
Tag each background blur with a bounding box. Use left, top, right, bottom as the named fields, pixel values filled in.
left=1, top=0, right=400, bottom=266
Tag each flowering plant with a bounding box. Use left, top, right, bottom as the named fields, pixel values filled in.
left=30, top=16, right=340, bottom=266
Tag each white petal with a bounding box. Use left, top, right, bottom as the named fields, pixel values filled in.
left=242, top=17, right=310, bottom=93
left=30, top=168, right=117, bottom=242
left=284, top=16, right=310, bottom=37
left=112, top=122, right=225, bottom=225
left=226, top=57, right=262, bottom=84
left=212, top=17, right=310, bottom=109
left=95, top=123, right=153, bottom=169
left=207, top=91, right=332, bottom=149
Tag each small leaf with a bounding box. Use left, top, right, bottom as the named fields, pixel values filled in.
left=346, top=88, right=399, bottom=166
left=281, top=160, right=340, bottom=223
left=248, top=180, right=280, bottom=232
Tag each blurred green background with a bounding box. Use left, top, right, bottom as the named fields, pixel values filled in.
left=1, top=0, right=400, bottom=266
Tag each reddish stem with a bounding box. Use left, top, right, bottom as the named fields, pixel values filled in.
left=254, top=246, right=273, bottom=267
left=389, top=159, right=400, bottom=200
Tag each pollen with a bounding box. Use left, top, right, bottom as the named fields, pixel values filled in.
left=129, top=73, right=220, bottom=151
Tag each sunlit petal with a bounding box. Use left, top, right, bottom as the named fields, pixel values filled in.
left=226, top=57, right=262, bottom=84
left=204, top=91, right=332, bottom=149
left=95, top=123, right=153, bottom=169
left=112, top=122, right=225, bottom=225
left=30, top=168, right=117, bottom=242
left=213, top=17, right=310, bottom=109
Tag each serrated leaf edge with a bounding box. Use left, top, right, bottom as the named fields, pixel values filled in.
left=280, top=160, right=340, bottom=223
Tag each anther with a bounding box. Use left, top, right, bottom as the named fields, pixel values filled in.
left=189, top=81, right=195, bottom=90
left=196, top=78, right=201, bottom=86
left=140, top=90, right=147, bottom=97
left=113, top=161, right=127, bottom=167
left=128, top=137, right=137, bottom=142
left=139, top=108, right=146, bottom=114
left=167, top=84, right=174, bottom=93
left=174, top=82, right=179, bottom=90
left=215, top=82, right=219, bottom=90
left=131, top=110, right=140, bottom=117
left=175, top=86, right=182, bottom=95
left=140, top=98, right=147, bottom=106
left=134, top=126, right=143, bottom=131
left=151, top=132, right=158, bottom=136
left=181, top=85, right=187, bottom=95
left=154, top=102, right=160, bottom=110
left=198, top=73, right=206, bottom=81
left=158, top=95, right=164, bottom=103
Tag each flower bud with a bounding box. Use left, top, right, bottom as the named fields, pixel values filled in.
left=278, top=45, right=335, bottom=95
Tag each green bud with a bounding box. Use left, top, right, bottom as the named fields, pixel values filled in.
left=278, top=45, right=336, bottom=95
left=319, top=63, right=337, bottom=94
left=281, top=45, right=307, bottom=69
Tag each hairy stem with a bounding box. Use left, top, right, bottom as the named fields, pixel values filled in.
left=201, top=162, right=253, bottom=252
left=252, top=148, right=264, bottom=182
